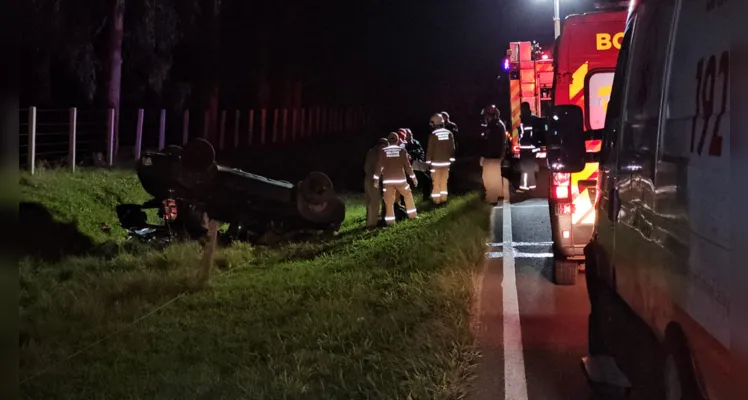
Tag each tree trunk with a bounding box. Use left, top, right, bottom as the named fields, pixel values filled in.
left=107, top=0, right=125, bottom=155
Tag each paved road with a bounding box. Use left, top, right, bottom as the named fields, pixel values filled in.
left=470, top=172, right=593, bottom=400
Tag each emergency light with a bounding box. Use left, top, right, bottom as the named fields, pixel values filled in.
left=503, top=57, right=510, bottom=71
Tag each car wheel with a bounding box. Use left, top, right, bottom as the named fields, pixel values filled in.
left=663, top=327, right=706, bottom=400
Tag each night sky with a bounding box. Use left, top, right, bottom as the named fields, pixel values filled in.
left=21, top=0, right=602, bottom=129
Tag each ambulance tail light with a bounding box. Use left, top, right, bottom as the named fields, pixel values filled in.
left=585, top=139, right=602, bottom=153
left=552, top=172, right=571, bottom=200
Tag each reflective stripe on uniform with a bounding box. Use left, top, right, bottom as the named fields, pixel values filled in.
left=383, top=179, right=407, bottom=184
left=449, top=158, right=455, bottom=162
left=406, top=208, right=417, bottom=214
left=435, top=130, right=450, bottom=140
left=431, top=193, right=441, bottom=198
left=440, top=191, right=448, bottom=195
left=372, top=174, right=379, bottom=180
left=385, top=216, right=395, bottom=221
left=432, top=161, right=451, bottom=167
left=409, top=174, right=416, bottom=179
left=404, top=185, right=410, bottom=190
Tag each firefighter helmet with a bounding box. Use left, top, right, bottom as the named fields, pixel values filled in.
left=387, top=132, right=400, bottom=144
left=429, top=113, right=445, bottom=128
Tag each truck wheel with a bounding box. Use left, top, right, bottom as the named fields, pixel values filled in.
left=554, top=258, right=577, bottom=285
left=663, top=325, right=706, bottom=400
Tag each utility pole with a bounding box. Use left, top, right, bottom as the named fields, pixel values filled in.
left=553, top=0, right=561, bottom=39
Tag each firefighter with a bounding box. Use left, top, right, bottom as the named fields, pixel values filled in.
left=402, top=128, right=431, bottom=201
left=364, top=138, right=388, bottom=229
left=517, top=102, right=540, bottom=191
left=479, top=108, right=508, bottom=203
left=425, top=113, right=456, bottom=204
left=441, top=111, right=459, bottom=154
left=373, top=132, right=418, bottom=225
left=480, top=105, right=500, bottom=127
left=441, top=111, right=459, bottom=135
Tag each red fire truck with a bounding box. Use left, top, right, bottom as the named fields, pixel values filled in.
left=505, top=41, right=554, bottom=159
left=547, top=5, right=628, bottom=285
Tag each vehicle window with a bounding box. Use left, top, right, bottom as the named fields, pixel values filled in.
left=619, top=0, right=677, bottom=207
left=587, top=71, right=615, bottom=130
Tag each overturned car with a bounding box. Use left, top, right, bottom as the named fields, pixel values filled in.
left=121, top=139, right=346, bottom=243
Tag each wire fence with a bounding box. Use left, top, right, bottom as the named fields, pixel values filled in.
left=19, top=105, right=372, bottom=174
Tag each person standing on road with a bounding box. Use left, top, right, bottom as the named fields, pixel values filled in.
left=479, top=108, right=509, bottom=203
left=364, top=138, right=388, bottom=229
left=373, top=132, right=418, bottom=225
left=425, top=114, right=456, bottom=205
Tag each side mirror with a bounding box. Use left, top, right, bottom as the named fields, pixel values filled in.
left=546, top=105, right=587, bottom=173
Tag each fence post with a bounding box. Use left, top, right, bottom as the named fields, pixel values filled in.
left=159, top=109, right=167, bottom=150
left=68, top=107, right=77, bottom=172
left=300, top=108, right=306, bottom=138
left=106, top=108, right=115, bottom=167
left=219, top=110, right=226, bottom=150
left=27, top=106, right=36, bottom=175
left=260, top=108, right=267, bottom=144
left=135, top=109, right=144, bottom=161
left=273, top=109, right=279, bottom=143
left=316, top=107, right=321, bottom=135
left=248, top=109, right=254, bottom=145
left=203, top=110, right=209, bottom=138
left=234, top=110, right=240, bottom=149
left=290, top=109, right=297, bottom=140
left=183, top=110, right=190, bottom=145
left=281, top=109, right=288, bottom=142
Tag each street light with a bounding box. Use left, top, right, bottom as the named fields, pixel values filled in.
left=552, top=0, right=561, bottom=39
left=540, top=0, right=563, bottom=39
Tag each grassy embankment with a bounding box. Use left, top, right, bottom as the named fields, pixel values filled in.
left=20, top=168, right=490, bottom=399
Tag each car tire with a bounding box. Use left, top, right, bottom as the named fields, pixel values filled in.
left=663, top=326, right=706, bottom=400
left=554, top=258, right=577, bottom=285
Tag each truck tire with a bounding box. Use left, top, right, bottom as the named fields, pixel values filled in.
left=554, top=258, right=577, bottom=285
left=663, top=325, right=706, bottom=400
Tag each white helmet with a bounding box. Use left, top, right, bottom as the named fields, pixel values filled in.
left=429, top=113, right=445, bottom=129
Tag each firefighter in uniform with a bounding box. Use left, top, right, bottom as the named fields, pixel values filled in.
left=517, top=102, right=540, bottom=191
left=479, top=108, right=509, bottom=203
left=373, top=132, right=418, bottom=225
left=425, top=113, right=456, bottom=204
left=364, top=138, right=388, bottom=229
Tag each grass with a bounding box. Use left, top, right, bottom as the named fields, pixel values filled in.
left=20, top=168, right=491, bottom=399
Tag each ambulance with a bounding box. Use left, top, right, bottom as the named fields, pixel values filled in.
left=546, top=5, right=628, bottom=285
left=573, top=0, right=739, bottom=398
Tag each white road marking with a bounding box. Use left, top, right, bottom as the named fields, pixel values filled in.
left=494, top=203, right=547, bottom=209
left=487, top=251, right=554, bottom=259
left=486, top=241, right=553, bottom=247
left=502, top=185, right=529, bottom=400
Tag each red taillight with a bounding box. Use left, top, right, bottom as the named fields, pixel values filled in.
left=552, top=173, right=571, bottom=200
left=554, top=186, right=570, bottom=199
left=585, top=139, right=602, bottom=153
left=512, top=144, right=520, bottom=154
left=163, top=199, right=178, bottom=221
